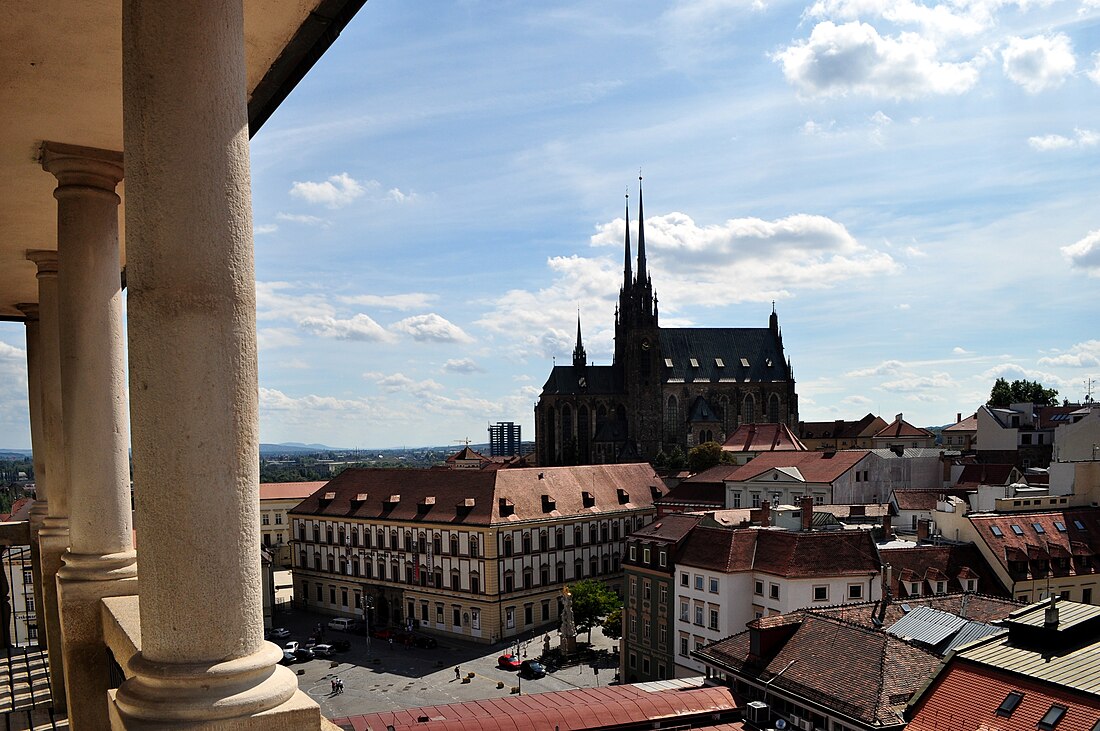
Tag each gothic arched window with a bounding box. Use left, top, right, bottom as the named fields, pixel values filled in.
left=743, top=394, right=756, bottom=424
left=768, top=393, right=780, bottom=423
left=665, top=395, right=678, bottom=436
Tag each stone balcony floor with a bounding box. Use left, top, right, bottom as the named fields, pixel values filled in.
left=0, top=646, right=66, bottom=730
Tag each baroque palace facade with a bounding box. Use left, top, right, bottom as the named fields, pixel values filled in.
left=536, top=184, right=799, bottom=466
left=289, top=463, right=662, bottom=643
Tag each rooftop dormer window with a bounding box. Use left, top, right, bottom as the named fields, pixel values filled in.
left=995, top=691, right=1023, bottom=717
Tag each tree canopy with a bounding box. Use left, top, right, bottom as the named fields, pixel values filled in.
left=568, top=579, right=622, bottom=641
left=601, top=607, right=622, bottom=640
left=687, top=440, right=735, bottom=474
left=987, top=378, right=1059, bottom=408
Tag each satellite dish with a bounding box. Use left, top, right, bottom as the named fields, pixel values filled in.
left=776, top=720, right=788, bottom=730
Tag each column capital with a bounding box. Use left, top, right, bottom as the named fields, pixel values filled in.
left=15, top=302, right=39, bottom=320
left=26, top=249, right=59, bottom=275
left=40, top=141, right=124, bottom=194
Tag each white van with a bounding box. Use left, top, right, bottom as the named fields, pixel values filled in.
left=327, top=617, right=355, bottom=631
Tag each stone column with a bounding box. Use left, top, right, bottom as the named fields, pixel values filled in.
left=14, top=303, right=48, bottom=657
left=42, top=142, right=139, bottom=730
left=24, top=251, right=70, bottom=712
left=111, top=1, right=319, bottom=727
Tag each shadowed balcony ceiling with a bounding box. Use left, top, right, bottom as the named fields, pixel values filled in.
left=0, top=0, right=366, bottom=318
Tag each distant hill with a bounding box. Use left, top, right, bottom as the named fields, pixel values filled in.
left=259, top=443, right=342, bottom=456
left=0, top=449, right=33, bottom=458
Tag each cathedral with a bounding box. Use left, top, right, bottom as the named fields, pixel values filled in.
left=535, top=183, right=799, bottom=466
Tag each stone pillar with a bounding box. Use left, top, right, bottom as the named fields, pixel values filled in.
left=24, top=251, right=70, bottom=712
left=42, top=142, right=139, bottom=730
left=14, top=303, right=48, bottom=656
left=111, top=1, right=319, bottom=727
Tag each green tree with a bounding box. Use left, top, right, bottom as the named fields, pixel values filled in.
left=987, top=378, right=1059, bottom=408
left=601, top=607, right=622, bottom=640
left=568, top=579, right=622, bottom=642
left=687, top=441, right=733, bottom=473
left=665, top=446, right=686, bottom=471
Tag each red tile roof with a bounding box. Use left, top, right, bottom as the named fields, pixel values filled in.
left=632, top=512, right=703, bottom=542
left=676, top=527, right=880, bottom=578
left=908, top=660, right=1100, bottom=731
left=331, top=683, right=739, bottom=731
left=725, top=450, right=870, bottom=484
left=880, top=544, right=1009, bottom=598
left=656, top=481, right=725, bottom=507
left=955, top=463, right=1021, bottom=487
left=258, top=481, right=327, bottom=501
left=942, top=414, right=977, bottom=432
left=812, top=593, right=1020, bottom=630
left=890, top=488, right=973, bottom=511
left=798, top=414, right=886, bottom=440
left=698, top=613, right=942, bottom=726
left=968, top=508, right=1100, bottom=581
left=874, top=416, right=935, bottom=440
left=722, top=423, right=807, bottom=453
left=290, top=464, right=662, bottom=526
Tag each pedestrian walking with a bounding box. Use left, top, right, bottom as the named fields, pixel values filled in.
left=454, top=666, right=460, bottom=680
left=330, top=678, right=337, bottom=694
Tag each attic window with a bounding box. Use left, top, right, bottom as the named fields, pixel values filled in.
left=421, top=496, right=436, bottom=506
left=462, top=498, right=475, bottom=507
left=617, top=488, right=630, bottom=505
left=387, top=494, right=400, bottom=504
left=1010, top=525, right=1024, bottom=536
left=664, top=358, right=674, bottom=368
left=689, top=358, right=699, bottom=368
left=740, top=358, right=750, bottom=367
left=995, top=691, right=1023, bottom=717
left=1038, top=705, right=1067, bottom=730
left=354, top=493, right=368, bottom=502
left=323, top=492, right=336, bottom=501
left=991, top=526, right=1003, bottom=537
left=498, top=498, right=515, bottom=517
left=1054, top=522, right=1067, bottom=532
left=715, top=358, right=725, bottom=368
left=582, top=492, right=595, bottom=508
left=1074, top=520, right=1087, bottom=531
left=541, top=495, right=556, bottom=513
left=1033, top=523, right=1046, bottom=534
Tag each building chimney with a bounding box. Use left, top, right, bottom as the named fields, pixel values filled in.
left=1045, top=595, right=1059, bottom=629
left=917, top=518, right=930, bottom=542
left=956, top=413, right=962, bottom=424
left=881, top=511, right=892, bottom=539
left=760, top=501, right=771, bottom=528
left=800, top=495, right=814, bottom=531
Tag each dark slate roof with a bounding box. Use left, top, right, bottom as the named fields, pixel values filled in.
left=659, top=328, right=787, bottom=384
left=541, top=364, right=621, bottom=396
left=687, top=396, right=719, bottom=423
left=593, top=418, right=629, bottom=443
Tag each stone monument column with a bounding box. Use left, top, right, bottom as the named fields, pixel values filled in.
left=15, top=303, right=48, bottom=657
left=112, top=1, right=319, bottom=727
left=42, top=142, right=139, bottom=729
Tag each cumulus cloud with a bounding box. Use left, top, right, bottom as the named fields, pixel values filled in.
left=980, top=362, right=1062, bottom=386
left=952, top=347, right=972, bottom=355
left=339, top=293, right=438, bottom=310
left=364, top=372, right=445, bottom=393
left=1062, top=230, right=1100, bottom=277
left=1002, top=34, right=1075, bottom=93
left=299, top=313, right=392, bottom=341
left=259, top=387, right=373, bottom=412
left=276, top=212, right=329, bottom=227
left=392, top=313, right=473, bottom=343
left=842, top=394, right=874, bottom=405
left=846, top=359, right=906, bottom=377
left=0, top=342, right=26, bottom=362
left=443, top=358, right=484, bottom=374
left=805, top=0, right=999, bottom=39
left=253, top=223, right=278, bottom=235
left=289, top=172, right=366, bottom=208
left=773, top=21, right=985, bottom=99
left=1028, top=128, right=1099, bottom=151
left=1038, top=341, right=1100, bottom=367
left=878, top=372, right=956, bottom=392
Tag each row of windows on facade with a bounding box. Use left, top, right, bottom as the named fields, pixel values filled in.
left=297, top=552, right=622, bottom=591
left=730, top=492, right=826, bottom=509
left=727, top=676, right=857, bottom=731
left=626, top=649, right=670, bottom=680
left=676, top=572, right=870, bottom=604
left=260, top=512, right=284, bottom=525
left=628, top=543, right=668, bottom=567
left=294, top=519, right=636, bottom=554
left=307, top=581, right=559, bottom=630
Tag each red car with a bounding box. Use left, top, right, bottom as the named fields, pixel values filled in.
left=497, top=653, right=521, bottom=670
left=370, top=628, right=395, bottom=640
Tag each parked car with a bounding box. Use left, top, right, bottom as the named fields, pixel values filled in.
left=328, top=617, right=355, bottom=631
left=293, top=647, right=314, bottom=661
left=520, top=660, right=547, bottom=679
left=497, top=653, right=521, bottom=670
left=310, top=643, right=334, bottom=658
left=265, top=627, right=290, bottom=640
left=330, top=639, right=351, bottom=652
left=408, top=633, right=437, bottom=649
left=279, top=650, right=296, bottom=665
left=284, top=640, right=299, bottom=653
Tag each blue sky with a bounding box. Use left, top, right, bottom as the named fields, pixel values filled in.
left=2, top=0, right=1100, bottom=449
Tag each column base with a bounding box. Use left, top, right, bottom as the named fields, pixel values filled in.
left=108, top=687, right=322, bottom=731
left=110, top=642, right=305, bottom=727
left=58, top=573, right=139, bottom=730
left=38, top=524, right=69, bottom=712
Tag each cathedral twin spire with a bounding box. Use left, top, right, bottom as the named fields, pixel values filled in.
left=620, top=176, right=654, bottom=322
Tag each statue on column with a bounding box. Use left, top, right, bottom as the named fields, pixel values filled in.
left=560, top=586, right=577, bottom=655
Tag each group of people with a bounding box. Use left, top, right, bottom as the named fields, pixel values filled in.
left=330, top=677, right=344, bottom=695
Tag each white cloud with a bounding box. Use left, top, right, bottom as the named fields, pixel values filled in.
left=275, top=212, right=329, bottom=227
left=878, top=372, right=956, bottom=392
left=364, top=372, right=445, bottom=394
left=904, top=246, right=927, bottom=258
left=1038, top=340, right=1100, bottom=367
left=1028, top=128, right=1100, bottom=151
left=256, top=327, right=302, bottom=351
left=774, top=21, right=985, bottom=99
left=1089, top=51, right=1100, bottom=84
left=443, top=358, right=484, bottom=374
left=1062, top=230, right=1100, bottom=277
left=952, top=347, right=972, bottom=355
left=299, top=313, right=392, bottom=341
left=259, top=387, right=373, bottom=413
left=842, top=394, right=873, bottom=405
left=0, top=342, right=26, bottom=362
left=386, top=188, right=418, bottom=204
left=870, top=110, right=892, bottom=125
left=804, top=0, right=999, bottom=39
left=339, top=293, right=438, bottom=310
left=980, top=362, right=1063, bottom=386
left=392, top=313, right=473, bottom=343
left=253, top=224, right=278, bottom=235
left=896, top=303, right=911, bottom=310
left=846, top=359, right=905, bottom=377
left=289, top=172, right=366, bottom=208
left=1002, top=34, right=1075, bottom=93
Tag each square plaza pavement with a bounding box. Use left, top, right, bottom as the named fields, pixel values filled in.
left=269, top=607, right=622, bottom=721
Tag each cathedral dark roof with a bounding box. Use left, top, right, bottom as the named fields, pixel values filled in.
left=659, top=328, right=787, bottom=384
left=540, top=364, right=621, bottom=395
